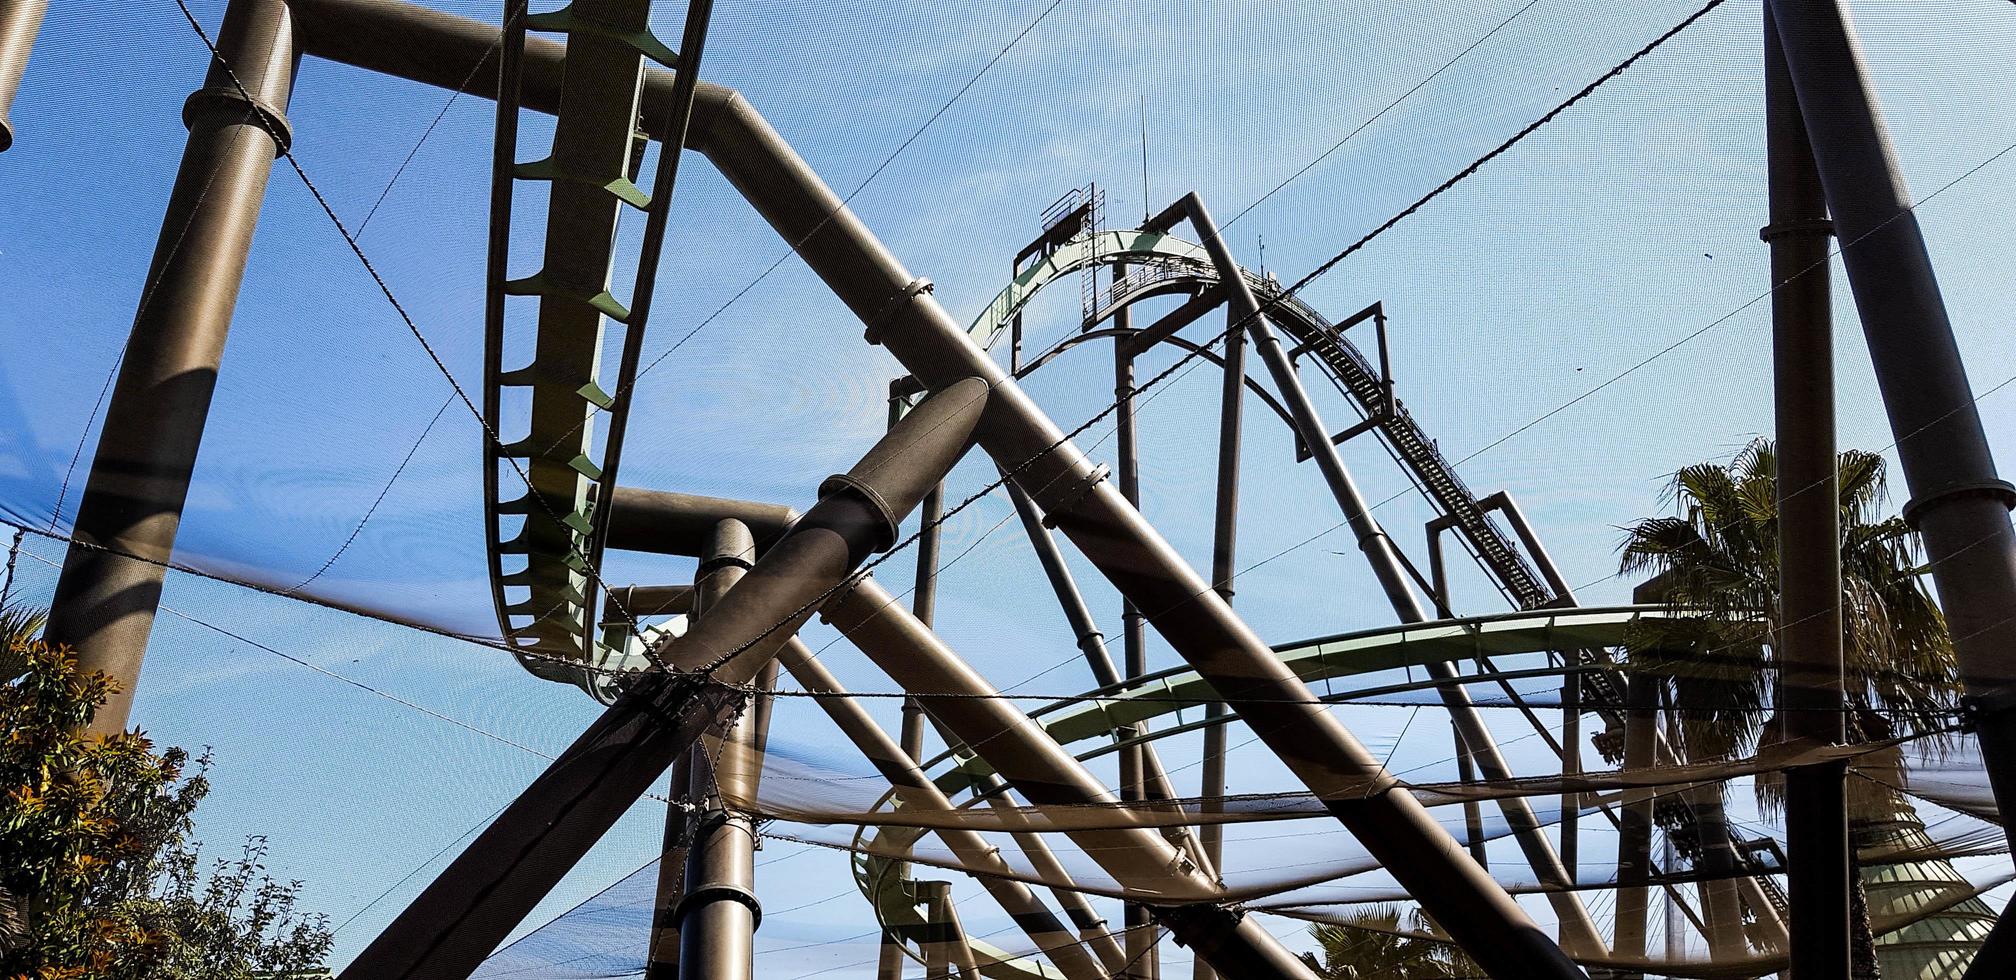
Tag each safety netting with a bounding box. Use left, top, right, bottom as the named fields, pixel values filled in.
left=4, top=0, right=2015, bottom=977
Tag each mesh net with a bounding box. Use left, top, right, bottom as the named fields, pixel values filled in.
left=4, top=0, right=2014, bottom=976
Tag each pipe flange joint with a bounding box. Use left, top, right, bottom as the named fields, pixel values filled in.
left=1900, top=479, right=2016, bottom=528
left=1758, top=217, right=1834, bottom=242
left=862, top=278, right=933, bottom=346
left=671, top=883, right=764, bottom=931
left=1037, top=463, right=1110, bottom=530
left=817, top=472, right=900, bottom=552
left=183, top=85, right=293, bottom=156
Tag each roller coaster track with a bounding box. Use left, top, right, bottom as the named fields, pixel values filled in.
left=482, top=0, right=708, bottom=692
left=852, top=606, right=1684, bottom=977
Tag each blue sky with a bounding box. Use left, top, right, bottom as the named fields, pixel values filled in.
left=3, top=0, right=2015, bottom=973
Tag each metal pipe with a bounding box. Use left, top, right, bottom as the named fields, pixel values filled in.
left=1613, top=675, right=1659, bottom=972
left=0, top=0, right=46, bottom=151
left=678, top=520, right=760, bottom=980
left=1198, top=292, right=1247, bottom=979
left=645, top=747, right=694, bottom=980
left=1453, top=721, right=1489, bottom=870
left=1471, top=492, right=1586, bottom=885
left=825, top=576, right=1319, bottom=980
left=1764, top=7, right=1850, bottom=977
left=778, top=638, right=1105, bottom=980
left=341, top=380, right=986, bottom=980
left=43, top=0, right=297, bottom=734
left=1112, top=327, right=1157, bottom=980
left=601, top=486, right=799, bottom=556
left=690, top=85, right=1581, bottom=980
left=1766, top=0, right=2016, bottom=880
left=1175, top=193, right=1604, bottom=957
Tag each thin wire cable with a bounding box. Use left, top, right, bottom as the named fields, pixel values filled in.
left=1221, top=0, right=1544, bottom=231
left=353, top=39, right=500, bottom=237
left=284, top=393, right=455, bottom=594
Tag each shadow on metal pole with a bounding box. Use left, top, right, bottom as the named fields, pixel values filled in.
left=43, top=0, right=296, bottom=734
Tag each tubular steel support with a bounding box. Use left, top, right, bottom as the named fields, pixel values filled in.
left=1767, top=0, right=2016, bottom=891
left=1174, top=192, right=1604, bottom=958
left=1765, top=6, right=1850, bottom=978
left=825, top=575, right=1319, bottom=980
left=646, top=746, right=694, bottom=980
left=678, top=519, right=762, bottom=980
left=0, top=0, right=45, bottom=151
left=342, top=380, right=987, bottom=980
left=1613, top=674, right=1659, bottom=972
left=43, top=0, right=297, bottom=734
left=1112, top=327, right=1158, bottom=980
left=778, top=638, right=1105, bottom=980
left=1192, top=290, right=1245, bottom=980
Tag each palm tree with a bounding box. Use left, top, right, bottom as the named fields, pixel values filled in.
left=1300, top=905, right=1478, bottom=979
left=1618, top=438, right=1992, bottom=978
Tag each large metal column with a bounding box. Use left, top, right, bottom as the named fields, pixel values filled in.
left=43, top=0, right=296, bottom=734
left=1194, top=291, right=1245, bottom=980
left=1767, top=0, right=2016, bottom=860
left=1112, top=331, right=1158, bottom=980
left=881, top=389, right=946, bottom=980
left=778, top=638, right=1105, bottom=979
left=1613, top=675, right=1659, bottom=973
left=0, top=0, right=46, bottom=151
left=1170, top=192, right=1605, bottom=956
left=341, top=381, right=987, bottom=980
left=1764, top=6, right=1850, bottom=978
left=696, top=87, right=1585, bottom=980
left=825, top=575, right=1319, bottom=980
left=678, top=520, right=762, bottom=980
left=645, top=747, right=694, bottom=980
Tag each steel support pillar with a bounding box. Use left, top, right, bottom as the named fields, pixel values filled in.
left=645, top=747, right=694, bottom=980
left=1764, top=7, right=1850, bottom=978
left=880, top=389, right=946, bottom=980
left=677, top=520, right=762, bottom=980
left=1172, top=192, right=1605, bottom=957
left=1613, top=675, right=1659, bottom=975
left=0, top=0, right=46, bottom=151
left=826, top=575, right=1319, bottom=980
left=1766, top=5, right=2016, bottom=977
left=1198, top=291, right=1246, bottom=980
left=43, top=0, right=296, bottom=734
left=1112, top=330, right=1158, bottom=980
left=1767, top=0, right=2016, bottom=862
left=342, top=380, right=987, bottom=980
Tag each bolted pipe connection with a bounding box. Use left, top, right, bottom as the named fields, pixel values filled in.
left=659, top=377, right=990, bottom=685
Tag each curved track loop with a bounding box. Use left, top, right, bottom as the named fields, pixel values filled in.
left=483, top=0, right=689, bottom=691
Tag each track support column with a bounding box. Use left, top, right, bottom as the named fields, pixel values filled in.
left=677, top=519, right=763, bottom=980
left=1764, top=6, right=1849, bottom=978
left=1763, top=6, right=2016, bottom=976
left=43, top=0, right=296, bottom=733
